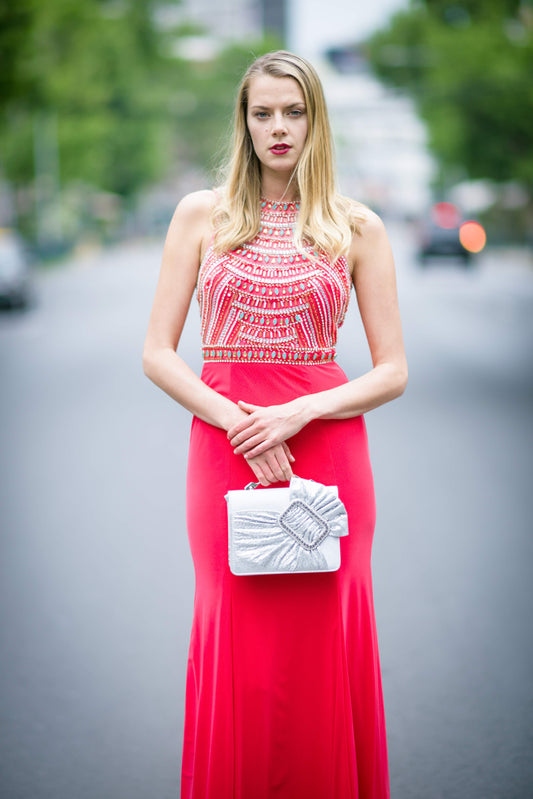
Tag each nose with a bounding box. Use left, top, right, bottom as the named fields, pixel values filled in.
left=271, top=112, right=287, bottom=135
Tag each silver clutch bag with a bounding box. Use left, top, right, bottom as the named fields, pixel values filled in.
left=225, top=476, right=349, bottom=575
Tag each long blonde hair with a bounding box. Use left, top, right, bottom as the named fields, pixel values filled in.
left=213, top=51, right=363, bottom=261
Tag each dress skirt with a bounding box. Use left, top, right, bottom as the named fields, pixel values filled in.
left=182, top=361, right=390, bottom=799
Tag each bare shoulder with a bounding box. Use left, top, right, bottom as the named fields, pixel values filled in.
left=349, top=201, right=389, bottom=244
left=346, top=202, right=393, bottom=274
left=347, top=200, right=387, bottom=238
left=172, top=189, right=217, bottom=226
left=164, top=189, right=217, bottom=261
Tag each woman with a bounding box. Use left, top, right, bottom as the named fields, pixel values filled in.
left=143, top=50, right=407, bottom=799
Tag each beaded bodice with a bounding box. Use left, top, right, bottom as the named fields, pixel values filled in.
left=197, top=199, right=352, bottom=364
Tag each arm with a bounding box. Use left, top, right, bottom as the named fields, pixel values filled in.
left=143, top=190, right=237, bottom=428
left=143, top=190, right=294, bottom=485
left=229, top=210, right=408, bottom=458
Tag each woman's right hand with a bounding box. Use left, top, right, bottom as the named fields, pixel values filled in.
left=227, top=404, right=294, bottom=486
left=246, top=441, right=295, bottom=486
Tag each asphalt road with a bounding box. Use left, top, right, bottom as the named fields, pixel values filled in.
left=1, top=229, right=532, bottom=799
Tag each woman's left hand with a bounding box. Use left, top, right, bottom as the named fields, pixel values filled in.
left=228, top=399, right=309, bottom=459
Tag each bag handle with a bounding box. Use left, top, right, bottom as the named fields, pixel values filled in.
left=244, top=476, right=300, bottom=491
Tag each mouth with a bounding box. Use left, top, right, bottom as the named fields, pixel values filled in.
left=270, top=144, right=291, bottom=155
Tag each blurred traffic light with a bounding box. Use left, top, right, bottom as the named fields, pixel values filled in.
left=431, top=201, right=462, bottom=229
left=459, top=221, right=487, bottom=253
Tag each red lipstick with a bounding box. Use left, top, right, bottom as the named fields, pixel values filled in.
left=270, top=144, right=291, bottom=155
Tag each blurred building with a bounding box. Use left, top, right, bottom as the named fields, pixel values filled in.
left=178, top=0, right=259, bottom=40
left=173, top=0, right=287, bottom=42
left=319, top=48, right=434, bottom=218
left=262, top=0, right=287, bottom=40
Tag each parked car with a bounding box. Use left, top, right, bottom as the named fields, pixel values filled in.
left=417, top=202, right=472, bottom=266
left=0, top=229, right=33, bottom=309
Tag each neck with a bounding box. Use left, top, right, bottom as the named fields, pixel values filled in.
left=260, top=171, right=299, bottom=204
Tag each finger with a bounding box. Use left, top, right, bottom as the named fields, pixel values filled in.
left=278, top=446, right=294, bottom=480
left=234, top=433, right=271, bottom=455
left=267, top=447, right=293, bottom=483
left=238, top=400, right=260, bottom=413
left=249, top=457, right=276, bottom=485
left=230, top=426, right=261, bottom=448
left=263, top=451, right=284, bottom=483
left=249, top=461, right=269, bottom=486
left=242, top=440, right=275, bottom=459
left=227, top=416, right=254, bottom=440
left=282, top=442, right=296, bottom=463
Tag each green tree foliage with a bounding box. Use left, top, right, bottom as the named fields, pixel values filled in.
left=0, top=0, right=34, bottom=106
left=0, top=0, right=279, bottom=244
left=366, top=1, right=533, bottom=192
left=0, top=0, right=174, bottom=196
left=0, top=0, right=182, bottom=247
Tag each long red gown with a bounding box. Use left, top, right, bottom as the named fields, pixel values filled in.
left=181, top=200, right=390, bottom=799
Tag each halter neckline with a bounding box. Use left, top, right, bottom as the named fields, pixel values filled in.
left=260, top=197, right=300, bottom=211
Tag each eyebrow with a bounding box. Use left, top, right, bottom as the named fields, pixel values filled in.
left=249, top=102, right=306, bottom=111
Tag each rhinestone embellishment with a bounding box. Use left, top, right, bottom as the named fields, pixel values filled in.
left=198, top=200, right=351, bottom=364
left=278, top=500, right=330, bottom=551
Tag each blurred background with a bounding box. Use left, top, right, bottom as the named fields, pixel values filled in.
left=1, top=1, right=532, bottom=798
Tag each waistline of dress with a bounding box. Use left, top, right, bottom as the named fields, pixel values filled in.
left=202, top=345, right=336, bottom=365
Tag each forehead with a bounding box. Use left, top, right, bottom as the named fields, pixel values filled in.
left=247, top=74, right=305, bottom=107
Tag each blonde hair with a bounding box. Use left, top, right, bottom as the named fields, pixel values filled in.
left=213, top=50, right=363, bottom=261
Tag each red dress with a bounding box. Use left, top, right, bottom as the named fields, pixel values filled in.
left=181, top=200, right=390, bottom=799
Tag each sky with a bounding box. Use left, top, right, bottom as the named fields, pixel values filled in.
left=288, top=0, right=409, bottom=58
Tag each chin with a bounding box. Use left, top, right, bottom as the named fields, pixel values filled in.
left=265, top=157, right=299, bottom=172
